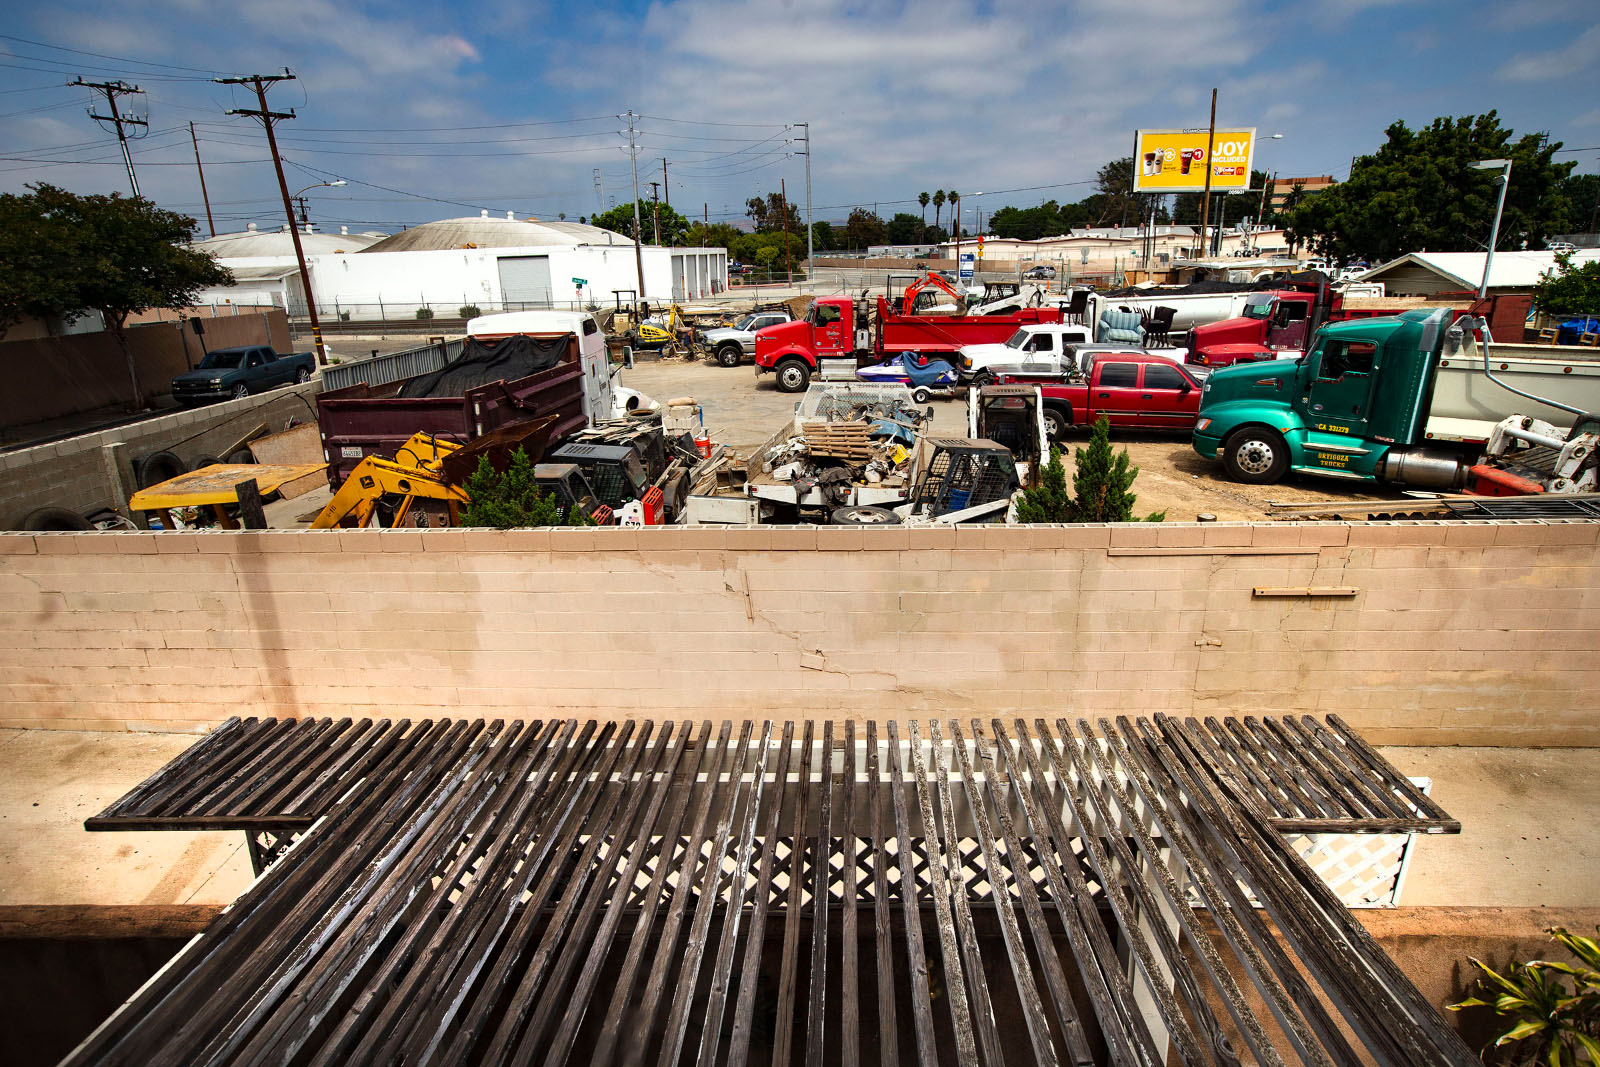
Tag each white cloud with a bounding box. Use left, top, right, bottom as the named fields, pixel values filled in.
left=1498, top=23, right=1600, bottom=81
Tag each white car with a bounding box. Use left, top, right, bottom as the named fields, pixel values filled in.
left=957, top=324, right=1093, bottom=384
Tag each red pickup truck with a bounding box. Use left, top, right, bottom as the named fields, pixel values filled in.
left=999, top=350, right=1203, bottom=441
left=753, top=294, right=1061, bottom=392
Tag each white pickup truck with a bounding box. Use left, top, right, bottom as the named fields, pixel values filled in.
left=957, top=323, right=1094, bottom=384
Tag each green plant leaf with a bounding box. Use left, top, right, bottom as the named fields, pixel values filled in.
left=1448, top=997, right=1490, bottom=1011
left=1496, top=1019, right=1548, bottom=1045
left=1572, top=1031, right=1600, bottom=1064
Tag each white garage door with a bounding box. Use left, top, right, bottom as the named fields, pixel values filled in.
left=497, top=255, right=552, bottom=309
left=671, top=255, right=687, bottom=301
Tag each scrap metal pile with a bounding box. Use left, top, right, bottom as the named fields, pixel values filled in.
left=757, top=386, right=927, bottom=505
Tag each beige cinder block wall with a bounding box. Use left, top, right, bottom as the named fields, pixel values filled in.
left=0, top=520, right=1595, bottom=742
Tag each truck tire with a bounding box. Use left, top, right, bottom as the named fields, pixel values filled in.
left=1221, top=427, right=1289, bottom=484
left=134, top=450, right=186, bottom=489
left=227, top=448, right=258, bottom=465
left=775, top=360, right=811, bottom=393
left=294, top=367, right=312, bottom=384
left=230, top=383, right=250, bottom=400
left=20, top=506, right=93, bottom=531
left=830, top=505, right=900, bottom=525
left=190, top=454, right=223, bottom=470
left=716, top=343, right=743, bottom=368
left=971, top=371, right=995, bottom=388
left=1042, top=404, right=1072, bottom=443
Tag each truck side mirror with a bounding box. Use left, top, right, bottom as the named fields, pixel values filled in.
left=622, top=345, right=634, bottom=370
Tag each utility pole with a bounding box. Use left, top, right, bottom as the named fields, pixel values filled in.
left=648, top=180, right=662, bottom=245
left=293, top=196, right=310, bottom=226
left=188, top=120, right=215, bottom=236
left=796, top=122, right=812, bottom=288
left=780, top=178, right=792, bottom=282
left=661, top=157, right=669, bottom=208
left=1198, top=87, right=1217, bottom=261
left=593, top=168, right=604, bottom=216
left=218, top=70, right=328, bottom=366
left=626, top=110, right=645, bottom=303
left=72, top=78, right=146, bottom=197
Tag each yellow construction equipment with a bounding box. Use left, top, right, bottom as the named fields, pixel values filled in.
left=311, top=433, right=467, bottom=529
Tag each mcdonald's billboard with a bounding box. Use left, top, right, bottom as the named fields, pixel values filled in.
left=1132, top=128, right=1256, bottom=193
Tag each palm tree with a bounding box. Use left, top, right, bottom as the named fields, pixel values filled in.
left=932, top=190, right=946, bottom=237
left=948, top=190, right=961, bottom=238
left=918, top=191, right=930, bottom=240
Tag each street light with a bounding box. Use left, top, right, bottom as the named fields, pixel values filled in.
left=1253, top=133, right=1285, bottom=254
left=291, top=180, right=348, bottom=229
left=1470, top=159, right=1512, bottom=302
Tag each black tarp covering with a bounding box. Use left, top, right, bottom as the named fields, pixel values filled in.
left=397, top=334, right=567, bottom=398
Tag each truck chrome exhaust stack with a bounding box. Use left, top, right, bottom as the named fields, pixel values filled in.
left=1378, top=450, right=1466, bottom=490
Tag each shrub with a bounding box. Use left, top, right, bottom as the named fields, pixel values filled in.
left=414, top=307, right=434, bottom=320
left=1014, top=415, right=1164, bottom=523
left=458, top=448, right=595, bottom=528
left=1449, top=926, right=1600, bottom=1066
left=1534, top=253, right=1600, bottom=317
left=458, top=305, right=481, bottom=319
left=338, top=310, right=351, bottom=322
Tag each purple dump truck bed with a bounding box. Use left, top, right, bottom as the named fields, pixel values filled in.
left=316, top=345, right=587, bottom=486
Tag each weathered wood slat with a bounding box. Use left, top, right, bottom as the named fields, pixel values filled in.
left=67, top=716, right=1476, bottom=1067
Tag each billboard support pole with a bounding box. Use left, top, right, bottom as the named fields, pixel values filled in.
left=1198, top=87, right=1217, bottom=260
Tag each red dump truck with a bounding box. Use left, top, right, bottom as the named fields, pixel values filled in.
left=753, top=294, right=1063, bottom=392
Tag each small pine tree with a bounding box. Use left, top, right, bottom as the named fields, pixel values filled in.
left=459, top=448, right=573, bottom=528
left=1014, top=446, right=1071, bottom=522
left=1013, top=416, right=1165, bottom=523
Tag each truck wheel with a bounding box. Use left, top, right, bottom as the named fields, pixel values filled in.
left=971, top=371, right=995, bottom=388
left=830, top=505, right=900, bottom=525
left=911, top=387, right=933, bottom=405
left=775, top=360, right=811, bottom=393
left=20, top=506, right=93, bottom=531
left=134, top=450, right=186, bottom=489
left=230, top=383, right=250, bottom=400
left=1042, top=406, right=1071, bottom=443
left=294, top=367, right=312, bottom=384
left=1222, top=427, right=1289, bottom=484
left=716, top=344, right=743, bottom=368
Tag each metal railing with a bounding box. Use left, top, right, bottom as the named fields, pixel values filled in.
left=321, top=338, right=466, bottom=392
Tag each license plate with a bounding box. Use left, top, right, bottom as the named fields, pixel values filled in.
left=340, top=446, right=364, bottom=459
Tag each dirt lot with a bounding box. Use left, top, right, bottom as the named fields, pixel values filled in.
left=618, top=355, right=1409, bottom=522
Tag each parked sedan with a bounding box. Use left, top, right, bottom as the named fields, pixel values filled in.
left=1023, top=265, right=1057, bottom=280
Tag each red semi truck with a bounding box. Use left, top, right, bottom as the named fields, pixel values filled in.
left=753, top=294, right=1062, bottom=392
left=1187, top=276, right=1398, bottom=368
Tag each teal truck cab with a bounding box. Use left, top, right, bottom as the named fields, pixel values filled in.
left=1194, top=308, right=1600, bottom=488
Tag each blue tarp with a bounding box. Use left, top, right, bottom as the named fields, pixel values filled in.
left=1557, top=316, right=1600, bottom=345
left=858, top=353, right=956, bottom=388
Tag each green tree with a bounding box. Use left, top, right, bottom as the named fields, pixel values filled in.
left=591, top=199, right=690, bottom=245
left=744, top=192, right=801, bottom=234
left=460, top=448, right=595, bottom=528
left=918, top=191, right=931, bottom=238
left=1014, top=416, right=1163, bottom=523
left=684, top=221, right=742, bottom=249
left=1533, top=253, right=1600, bottom=315
left=1284, top=111, right=1576, bottom=265
left=0, top=183, right=232, bottom=406
left=1089, top=157, right=1137, bottom=227
left=809, top=220, right=837, bottom=251
left=932, top=190, right=946, bottom=235
left=948, top=190, right=961, bottom=237
left=886, top=212, right=923, bottom=245
left=843, top=207, right=888, bottom=250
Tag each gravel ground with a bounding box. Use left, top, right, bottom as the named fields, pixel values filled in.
left=618, top=354, right=1409, bottom=522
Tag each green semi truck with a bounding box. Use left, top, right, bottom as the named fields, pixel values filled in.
left=1193, top=308, right=1600, bottom=491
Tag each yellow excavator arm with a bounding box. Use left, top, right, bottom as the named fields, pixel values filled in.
left=311, top=433, right=469, bottom=529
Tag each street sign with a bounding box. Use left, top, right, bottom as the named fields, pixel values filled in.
left=959, top=252, right=975, bottom=281
left=571, top=277, right=587, bottom=286
left=1132, top=127, right=1256, bottom=193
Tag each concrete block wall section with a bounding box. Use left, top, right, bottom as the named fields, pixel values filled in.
left=0, top=519, right=1596, bottom=742
left=0, top=382, right=323, bottom=530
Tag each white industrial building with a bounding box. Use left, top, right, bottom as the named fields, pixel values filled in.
left=193, top=213, right=729, bottom=321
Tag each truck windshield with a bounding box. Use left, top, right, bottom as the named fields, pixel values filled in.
left=1004, top=330, right=1029, bottom=349
left=1243, top=297, right=1275, bottom=320
left=199, top=351, right=245, bottom=369
left=734, top=314, right=756, bottom=330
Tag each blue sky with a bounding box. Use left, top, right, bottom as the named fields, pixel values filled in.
left=2, top=0, right=1597, bottom=235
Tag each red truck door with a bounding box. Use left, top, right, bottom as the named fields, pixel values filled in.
left=1090, top=360, right=1143, bottom=427
left=813, top=301, right=849, bottom=358
left=1135, top=361, right=1200, bottom=430
left=1266, top=296, right=1311, bottom=351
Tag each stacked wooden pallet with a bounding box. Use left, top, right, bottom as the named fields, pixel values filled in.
left=801, top=422, right=874, bottom=461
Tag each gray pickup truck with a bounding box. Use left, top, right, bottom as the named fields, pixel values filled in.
left=699, top=308, right=795, bottom=367
left=171, top=345, right=317, bottom=405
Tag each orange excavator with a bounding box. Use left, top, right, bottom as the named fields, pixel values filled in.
left=893, top=272, right=966, bottom=316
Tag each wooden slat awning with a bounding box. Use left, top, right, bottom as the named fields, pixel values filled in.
left=70, top=716, right=1475, bottom=1067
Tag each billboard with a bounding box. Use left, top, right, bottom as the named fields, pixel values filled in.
left=1132, top=128, right=1256, bottom=193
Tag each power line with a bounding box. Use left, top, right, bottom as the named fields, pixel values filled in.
left=70, top=77, right=147, bottom=196
left=0, top=32, right=230, bottom=75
